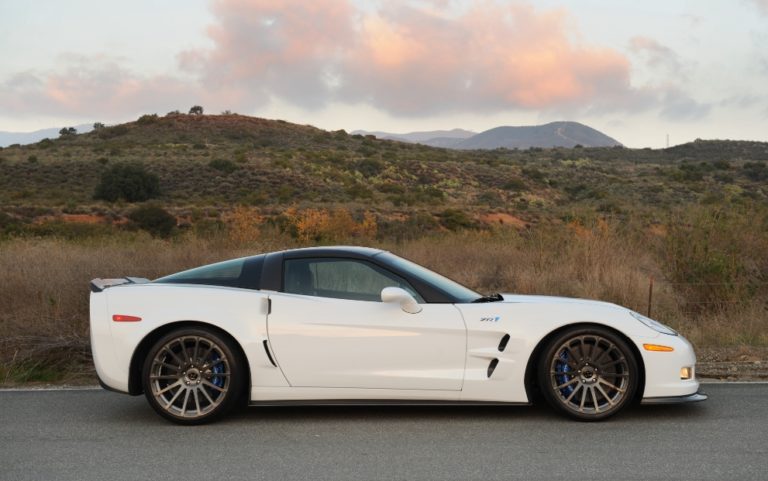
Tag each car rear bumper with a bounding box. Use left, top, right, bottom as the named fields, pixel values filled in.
left=641, top=391, right=708, bottom=404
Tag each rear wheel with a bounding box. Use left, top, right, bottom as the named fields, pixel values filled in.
left=142, top=327, right=244, bottom=424
left=538, top=326, right=638, bottom=421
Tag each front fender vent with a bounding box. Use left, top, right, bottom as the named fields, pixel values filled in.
left=498, top=334, right=510, bottom=352
left=487, top=358, right=499, bottom=378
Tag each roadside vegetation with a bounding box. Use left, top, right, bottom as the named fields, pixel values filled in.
left=0, top=113, right=766, bottom=383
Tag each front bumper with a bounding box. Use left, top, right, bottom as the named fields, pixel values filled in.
left=641, top=391, right=708, bottom=404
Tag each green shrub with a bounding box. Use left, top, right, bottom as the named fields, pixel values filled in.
left=94, top=163, right=161, bottom=202
left=439, top=209, right=475, bottom=231
left=208, top=158, right=238, bottom=173
left=128, top=204, right=176, bottom=238
left=137, top=114, right=158, bottom=124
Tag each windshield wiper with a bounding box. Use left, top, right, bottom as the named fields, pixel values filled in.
left=472, top=293, right=504, bottom=303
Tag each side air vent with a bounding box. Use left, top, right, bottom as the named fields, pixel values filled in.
left=262, top=340, right=277, bottom=367
left=487, top=358, right=499, bottom=378
left=498, top=334, right=510, bottom=352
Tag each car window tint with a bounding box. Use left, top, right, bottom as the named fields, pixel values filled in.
left=284, top=258, right=424, bottom=302
left=154, top=258, right=246, bottom=288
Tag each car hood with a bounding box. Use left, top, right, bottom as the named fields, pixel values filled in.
left=498, top=293, right=625, bottom=311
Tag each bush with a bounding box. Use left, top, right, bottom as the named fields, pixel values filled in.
left=128, top=205, right=176, bottom=238
left=189, top=105, right=204, bottom=115
left=94, top=163, right=161, bottom=202
left=208, top=158, right=238, bottom=173
left=439, top=209, right=475, bottom=231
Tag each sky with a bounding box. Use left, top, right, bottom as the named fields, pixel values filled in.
left=0, top=0, right=766, bottom=148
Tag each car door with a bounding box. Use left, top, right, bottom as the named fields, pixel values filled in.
left=267, top=257, right=467, bottom=391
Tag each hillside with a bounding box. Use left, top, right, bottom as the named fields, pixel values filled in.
left=453, top=121, right=622, bottom=149
left=355, top=121, right=621, bottom=149
left=0, top=113, right=766, bottom=236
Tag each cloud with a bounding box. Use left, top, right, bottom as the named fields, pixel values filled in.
left=747, top=0, right=768, bottom=14
left=183, top=0, right=643, bottom=116
left=659, top=88, right=711, bottom=121
left=629, top=36, right=684, bottom=76
left=0, top=1, right=696, bottom=122
left=0, top=55, right=200, bottom=119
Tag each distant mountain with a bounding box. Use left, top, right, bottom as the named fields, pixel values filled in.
left=0, top=123, right=93, bottom=147
left=454, top=121, right=621, bottom=149
left=352, top=128, right=476, bottom=144
left=357, top=121, right=621, bottom=149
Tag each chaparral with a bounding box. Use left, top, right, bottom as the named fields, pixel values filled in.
left=90, top=246, right=706, bottom=424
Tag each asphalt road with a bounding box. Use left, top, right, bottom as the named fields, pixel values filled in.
left=1, top=384, right=767, bottom=481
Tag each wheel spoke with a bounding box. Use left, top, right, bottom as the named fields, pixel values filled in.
left=590, top=386, right=600, bottom=412
left=157, top=379, right=182, bottom=395
left=556, top=377, right=579, bottom=389
left=180, top=388, right=191, bottom=415
left=200, top=385, right=216, bottom=405
left=150, top=374, right=180, bottom=380
left=596, top=383, right=615, bottom=406
left=579, top=386, right=587, bottom=412
left=193, top=388, right=202, bottom=415
left=192, top=337, right=200, bottom=363
left=164, top=346, right=185, bottom=366
left=598, top=378, right=626, bottom=393
left=565, top=383, right=582, bottom=403
left=202, top=379, right=225, bottom=392
left=164, top=384, right=184, bottom=408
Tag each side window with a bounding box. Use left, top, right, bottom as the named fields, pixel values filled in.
left=283, top=258, right=424, bottom=302
left=154, top=256, right=264, bottom=289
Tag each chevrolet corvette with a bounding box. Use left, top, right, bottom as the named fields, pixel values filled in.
left=89, top=246, right=705, bottom=424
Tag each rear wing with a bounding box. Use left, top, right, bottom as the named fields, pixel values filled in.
left=90, top=277, right=150, bottom=293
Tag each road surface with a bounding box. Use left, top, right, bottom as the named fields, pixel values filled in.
left=1, top=384, right=767, bottom=480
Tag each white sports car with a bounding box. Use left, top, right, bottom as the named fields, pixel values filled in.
left=90, top=246, right=705, bottom=424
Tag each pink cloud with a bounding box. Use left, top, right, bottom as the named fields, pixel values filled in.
left=0, top=55, right=200, bottom=119
left=0, top=1, right=674, bottom=120
left=185, top=0, right=643, bottom=116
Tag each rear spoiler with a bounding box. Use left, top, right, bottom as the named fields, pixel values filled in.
left=90, top=277, right=150, bottom=293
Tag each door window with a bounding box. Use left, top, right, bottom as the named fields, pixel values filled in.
left=284, top=258, right=423, bottom=302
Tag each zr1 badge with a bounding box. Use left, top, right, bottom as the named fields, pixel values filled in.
left=480, top=316, right=500, bottom=322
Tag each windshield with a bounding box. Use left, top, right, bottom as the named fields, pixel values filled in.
left=377, top=252, right=480, bottom=303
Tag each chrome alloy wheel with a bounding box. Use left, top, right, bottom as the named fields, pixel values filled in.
left=148, top=336, right=231, bottom=419
left=549, top=334, right=631, bottom=416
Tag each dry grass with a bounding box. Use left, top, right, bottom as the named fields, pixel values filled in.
left=1, top=222, right=766, bottom=384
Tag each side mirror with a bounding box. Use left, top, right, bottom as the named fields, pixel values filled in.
left=381, top=287, right=422, bottom=314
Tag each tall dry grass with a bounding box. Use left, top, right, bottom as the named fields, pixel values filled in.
left=1, top=217, right=766, bottom=383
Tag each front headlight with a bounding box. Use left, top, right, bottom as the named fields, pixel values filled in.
left=629, top=311, right=678, bottom=336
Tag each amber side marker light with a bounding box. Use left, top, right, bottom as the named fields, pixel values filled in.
left=112, top=314, right=142, bottom=322
left=643, top=343, right=674, bottom=352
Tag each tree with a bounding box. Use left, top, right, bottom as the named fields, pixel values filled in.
left=94, top=163, right=161, bottom=202
left=59, top=127, right=77, bottom=138
left=128, top=204, right=176, bottom=238
left=93, top=122, right=106, bottom=130
left=189, top=105, right=204, bottom=115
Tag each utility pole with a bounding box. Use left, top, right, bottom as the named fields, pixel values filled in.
left=666, top=133, right=669, bottom=148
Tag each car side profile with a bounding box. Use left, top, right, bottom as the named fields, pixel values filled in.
left=90, top=246, right=705, bottom=424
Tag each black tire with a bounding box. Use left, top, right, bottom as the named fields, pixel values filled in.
left=142, top=327, right=245, bottom=425
left=537, top=326, right=639, bottom=421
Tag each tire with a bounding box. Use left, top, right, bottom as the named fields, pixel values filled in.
left=537, top=326, right=639, bottom=421
left=142, top=327, right=245, bottom=425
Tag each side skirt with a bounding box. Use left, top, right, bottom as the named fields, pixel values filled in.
left=249, top=399, right=531, bottom=407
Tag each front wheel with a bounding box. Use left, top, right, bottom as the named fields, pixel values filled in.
left=538, top=326, right=639, bottom=421
left=142, top=327, right=245, bottom=424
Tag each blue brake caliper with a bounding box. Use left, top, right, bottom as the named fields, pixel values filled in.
left=211, top=352, right=224, bottom=389
left=555, top=351, right=574, bottom=396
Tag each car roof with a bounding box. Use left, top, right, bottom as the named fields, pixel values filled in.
left=276, top=245, right=385, bottom=259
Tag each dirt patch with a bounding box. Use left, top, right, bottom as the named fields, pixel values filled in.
left=480, top=212, right=528, bottom=228
left=697, top=346, right=768, bottom=381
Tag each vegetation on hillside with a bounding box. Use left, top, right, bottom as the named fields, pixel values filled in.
left=0, top=112, right=766, bottom=383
